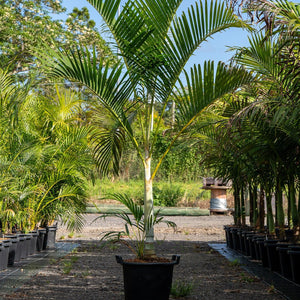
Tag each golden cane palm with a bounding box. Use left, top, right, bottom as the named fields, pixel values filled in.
left=42, top=0, right=253, bottom=257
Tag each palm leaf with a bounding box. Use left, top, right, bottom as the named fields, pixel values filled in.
left=175, top=61, right=253, bottom=127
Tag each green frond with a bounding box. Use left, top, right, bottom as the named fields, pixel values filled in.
left=175, top=61, right=253, bottom=127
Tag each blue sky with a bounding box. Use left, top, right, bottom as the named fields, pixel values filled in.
left=62, top=0, right=299, bottom=70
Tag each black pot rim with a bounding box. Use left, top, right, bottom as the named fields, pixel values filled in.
left=116, top=255, right=180, bottom=266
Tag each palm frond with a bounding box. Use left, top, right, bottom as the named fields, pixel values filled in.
left=175, top=61, right=253, bottom=127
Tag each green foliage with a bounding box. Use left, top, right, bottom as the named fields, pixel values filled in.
left=87, top=179, right=211, bottom=206
left=229, top=259, right=241, bottom=267
left=0, top=72, right=93, bottom=233
left=94, top=193, right=177, bottom=259
left=0, top=0, right=114, bottom=79
left=170, top=280, right=194, bottom=298
left=153, top=184, right=184, bottom=207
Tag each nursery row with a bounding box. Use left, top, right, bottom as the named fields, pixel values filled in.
left=224, top=226, right=300, bottom=284
left=0, top=226, right=57, bottom=271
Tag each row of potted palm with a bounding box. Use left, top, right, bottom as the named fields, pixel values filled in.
left=197, top=0, right=300, bottom=284
left=0, top=71, right=93, bottom=243
left=0, top=225, right=57, bottom=270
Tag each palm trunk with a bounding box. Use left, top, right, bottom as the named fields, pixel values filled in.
left=251, top=184, right=258, bottom=227
left=144, top=154, right=155, bottom=257
left=240, top=185, right=246, bottom=226
left=288, top=175, right=298, bottom=229
left=275, top=178, right=284, bottom=236
left=266, top=186, right=275, bottom=235
left=257, top=188, right=265, bottom=231
left=233, top=181, right=241, bottom=226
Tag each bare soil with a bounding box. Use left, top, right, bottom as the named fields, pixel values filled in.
left=4, top=214, right=285, bottom=300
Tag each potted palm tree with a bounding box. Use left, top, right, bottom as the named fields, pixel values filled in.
left=41, top=0, right=252, bottom=298
left=95, top=193, right=179, bottom=300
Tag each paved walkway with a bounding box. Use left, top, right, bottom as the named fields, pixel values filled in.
left=211, top=244, right=300, bottom=300
left=0, top=243, right=79, bottom=299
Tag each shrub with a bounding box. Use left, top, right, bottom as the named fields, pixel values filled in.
left=153, top=184, right=184, bottom=207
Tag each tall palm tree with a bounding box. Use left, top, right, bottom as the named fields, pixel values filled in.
left=199, top=0, right=300, bottom=234
left=42, top=0, right=253, bottom=257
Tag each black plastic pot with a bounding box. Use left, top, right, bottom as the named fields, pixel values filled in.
left=37, top=228, right=46, bottom=252
left=243, top=232, right=256, bottom=256
left=264, top=240, right=280, bottom=272
left=277, top=244, right=292, bottom=279
left=4, top=235, right=20, bottom=265
left=0, top=243, right=9, bottom=270
left=230, top=228, right=240, bottom=251
left=284, top=229, right=294, bottom=242
left=237, top=230, right=246, bottom=254
left=6, top=238, right=17, bottom=266
left=247, top=235, right=261, bottom=260
left=116, top=255, right=180, bottom=300
left=257, top=239, right=269, bottom=267
left=0, top=241, right=10, bottom=269
left=28, top=231, right=38, bottom=255
left=17, top=234, right=31, bottom=259
left=224, top=226, right=233, bottom=248
left=44, top=225, right=57, bottom=250
left=254, top=237, right=265, bottom=261
left=288, top=247, right=300, bottom=284
left=17, top=235, right=26, bottom=260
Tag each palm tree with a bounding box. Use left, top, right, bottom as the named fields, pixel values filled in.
left=198, top=0, right=300, bottom=235
left=42, top=0, right=253, bottom=257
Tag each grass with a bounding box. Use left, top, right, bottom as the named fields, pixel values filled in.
left=86, top=178, right=211, bottom=206
left=61, top=255, right=79, bottom=274
left=229, top=259, right=241, bottom=267
left=68, top=232, right=74, bottom=238
left=170, top=280, right=194, bottom=298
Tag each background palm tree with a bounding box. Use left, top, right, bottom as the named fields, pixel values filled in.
left=196, top=0, right=300, bottom=235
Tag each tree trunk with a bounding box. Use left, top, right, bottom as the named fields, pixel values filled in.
left=171, top=100, right=175, bottom=129
left=257, top=188, right=265, bottom=231
left=240, top=185, right=246, bottom=226
left=275, top=178, right=284, bottom=237
left=266, top=186, right=275, bottom=234
left=233, top=181, right=241, bottom=226
left=144, top=155, right=155, bottom=257
left=288, top=175, right=298, bottom=229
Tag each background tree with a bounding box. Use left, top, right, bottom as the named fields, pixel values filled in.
left=0, top=0, right=114, bottom=81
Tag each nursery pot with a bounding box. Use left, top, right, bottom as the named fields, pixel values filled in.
left=37, top=228, right=46, bottom=251
left=230, top=228, right=240, bottom=251
left=264, top=240, right=280, bottom=272
left=0, top=243, right=9, bottom=270
left=287, top=246, right=300, bottom=284
left=44, top=225, right=57, bottom=250
left=254, top=237, right=265, bottom=261
left=3, top=238, right=18, bottom=266
left=28, top=231, right=38, bottom=255
left=224, top=226, right=233, bottom=248
left=257, top=239, right=269, bottom=267
left=116, top=255, right=180, bottom=300
left=237, top=229, right=246, bottom=254
left=284, top=229, right=294, bottom=242
left=277, top=244, right=292, bottom=279
left=17, top=234, right=32, bottom=258
left=4, top=235, right=21, bottom=263
left=243, top=232, right=256, bottom=256
left=247, top=235, right=260, bottom=260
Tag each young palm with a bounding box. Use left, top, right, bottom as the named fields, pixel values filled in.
left=42, top=0, right=253, bottom=257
